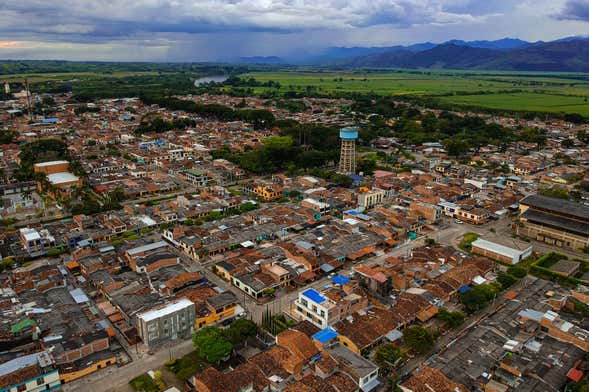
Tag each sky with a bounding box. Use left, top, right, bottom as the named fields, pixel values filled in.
left=0, top=0, right=589, bottom=61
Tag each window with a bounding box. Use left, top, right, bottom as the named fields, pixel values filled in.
left=37, top=377, right=45, bottom=386
left=18, top=384, right=26, bottom=392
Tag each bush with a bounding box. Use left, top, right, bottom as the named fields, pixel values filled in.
left=506, top=266, right=527, bottom=279
left=166, top=351, right=209, bottom=381
left=459, top=233, right=479, bottom=251
left=129, top=374, right=157, bottom=392
left=497, top=272, right=517, bottom=289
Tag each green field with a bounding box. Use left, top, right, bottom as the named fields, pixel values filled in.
left=238, top=70, right=589, bottom=115
left=439, top=92, right=589, bottom=116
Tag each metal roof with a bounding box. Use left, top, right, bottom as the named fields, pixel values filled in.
left=520, top=194, right=589, bottom=221
left=471, top=238, right=531, bottom=259
left=47, top=172, right=79, bottom=185
left=127, top=241, right=168, bottom=255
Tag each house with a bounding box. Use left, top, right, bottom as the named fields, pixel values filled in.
left=325, top=342, right=380, bottom=392
left=195, top=292, right=239, bottom=329
left=0, top=351, right=61, bottom=392
left=401, top=366, right=467, bottom=392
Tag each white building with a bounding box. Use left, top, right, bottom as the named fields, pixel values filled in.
left=471, top=238, right=533, bottom=264
left=294, top=289, right=334, bottom=329
left=358, top=189, right=385, bottom=209
left=136, top=298, right=196, bottom=348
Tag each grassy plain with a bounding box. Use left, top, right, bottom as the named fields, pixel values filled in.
left=240, top=70, right=589, bottom=115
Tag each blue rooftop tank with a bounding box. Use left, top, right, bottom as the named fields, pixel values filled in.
left=339, top=127, right=358, bottom=140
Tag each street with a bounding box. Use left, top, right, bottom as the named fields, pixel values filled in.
left=62, top=216, right=512, bottom=391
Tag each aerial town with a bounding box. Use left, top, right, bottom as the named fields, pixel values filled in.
left=0, top=75, right=589, bottom=392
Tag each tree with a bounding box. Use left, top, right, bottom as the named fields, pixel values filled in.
left=436, top=308, right=466, bottom=328
left=538, top=186, right=570, bottom=200
left=375, top=344, right=404, bottom=374
left=402, top=325, right=434, bottom=354
left=225, top=319, right=258, bottom=345
left=443, top=137, right=470, bottom=157
left=459, top=284, right=501, bottom=313
left=506, top=266, right=527, bottom=279
left=192, top=326, right=233, bottom=363
left=561, top=138, right=575, bottom=148
left=497, top=272, right=517, bottom=289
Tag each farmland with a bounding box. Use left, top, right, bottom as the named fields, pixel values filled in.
left=238, top=70, right=589, bottom=115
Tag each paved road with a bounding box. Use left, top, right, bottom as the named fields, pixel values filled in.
left=64, top=217, right=502, bottom=390
left=62, top=339, right=195, bottom=392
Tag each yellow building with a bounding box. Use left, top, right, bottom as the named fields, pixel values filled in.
left=196, top=292, right=238, bottom=329
left=59, top=354, right=117, bottom=383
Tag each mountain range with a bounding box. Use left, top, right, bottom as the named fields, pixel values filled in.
left=237, top=36, right=589, bottom=72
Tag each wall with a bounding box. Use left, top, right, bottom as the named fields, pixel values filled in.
left=59, top=356, right=116, bottom=383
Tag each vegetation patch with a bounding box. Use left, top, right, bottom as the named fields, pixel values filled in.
left=459, top=233, right=479, bottom=252
left=129, top=373, right=158, bottom=392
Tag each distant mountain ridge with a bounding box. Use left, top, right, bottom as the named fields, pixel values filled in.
left=341, top=39, right=589, bottom=72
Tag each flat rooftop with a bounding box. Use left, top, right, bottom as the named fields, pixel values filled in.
left=47, top=172, right=79, bottom=185
left=137, top=298, right=194, bottom=322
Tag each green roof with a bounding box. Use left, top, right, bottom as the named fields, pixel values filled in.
left=11, top=319, right=35, bottom=334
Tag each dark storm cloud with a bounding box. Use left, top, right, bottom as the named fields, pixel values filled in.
left=556, top=0, right=589, bottom=21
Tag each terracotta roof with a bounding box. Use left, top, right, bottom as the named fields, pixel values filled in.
left=0, top=364, right=42, bottom=389
left=402, top=366, right=468, bottom=392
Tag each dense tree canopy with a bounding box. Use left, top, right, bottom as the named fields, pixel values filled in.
left=402, top=325, right=435, bottom=354
left=192, top=326, right=233, bottom=363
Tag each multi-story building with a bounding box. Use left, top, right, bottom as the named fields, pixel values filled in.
left=294, top=287, right=367, bottom=329
left=136, top=298, right=195, bottom=348
left=294, top=289, right=335, bottom=329
left=516, top=194, right=589, bottom=251
left=357, top=189, right=385, bottom=209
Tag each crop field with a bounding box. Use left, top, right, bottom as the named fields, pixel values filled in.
left=438, top=92, right=589, bottom=116
left=240, top=70, right=589, bottom=115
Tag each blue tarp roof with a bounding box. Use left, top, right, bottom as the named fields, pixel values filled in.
left=313, top=328, right=338, bottom=344
left=332, top=275, right=350, bottom=285
left=348, top=174, right=364, bottom=181
left=458, top=285, right=471, bottom=293
left=302, top=289, right=325, bottom=304
left=42, top=118, right=58, bottom=123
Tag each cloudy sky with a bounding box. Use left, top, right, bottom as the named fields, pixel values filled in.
left=0, top=0, right=588, bottom=61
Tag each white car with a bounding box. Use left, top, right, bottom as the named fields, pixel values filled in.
left=454, top=219, right=464, bottom=224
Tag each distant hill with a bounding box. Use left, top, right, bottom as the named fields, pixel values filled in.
left=443, top=38, right=532, bottom=50
left=339, top=40, right=589, bottom=72
left=237, top=56, right=286, bottom=64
